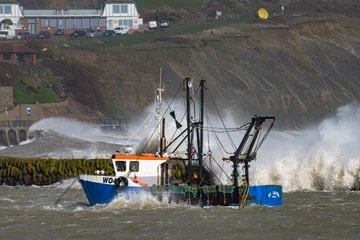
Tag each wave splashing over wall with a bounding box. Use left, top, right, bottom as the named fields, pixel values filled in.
left=253, top=104, right=360, bottom=192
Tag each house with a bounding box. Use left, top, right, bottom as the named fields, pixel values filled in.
left=0, top=0, right=23, bottom=30
left=0, top=0, right=143, bottom=35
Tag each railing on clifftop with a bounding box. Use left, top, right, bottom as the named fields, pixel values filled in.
left=0, top=119, right=128, bottom=128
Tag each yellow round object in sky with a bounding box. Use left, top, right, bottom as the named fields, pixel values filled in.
left=258, top=8, right=269, bottom=20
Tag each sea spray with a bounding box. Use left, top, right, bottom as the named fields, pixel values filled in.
left=252, top=104, right=360, bottom=191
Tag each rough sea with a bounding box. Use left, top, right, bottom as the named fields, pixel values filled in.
left=0, top=104, right=359, bottom=240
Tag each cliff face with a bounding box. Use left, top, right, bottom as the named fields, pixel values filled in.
left=1, top=1, right=360, bottom=130
left=89, top=19, right=360, bottom=129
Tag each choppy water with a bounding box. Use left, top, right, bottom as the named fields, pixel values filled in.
left=1, top=183, right=359, bottom=240
left=0, top=104, right=359, bottom=239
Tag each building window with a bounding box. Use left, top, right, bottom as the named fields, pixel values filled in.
left=40, top=18, right=49, bottom=27
left=49, top=19, right=57, bottom=28
left=120, top=5, right=128, bottom=14
left=113, top=5, right=120, bottom=14
left=99, top=18, right=106, bottom=27
left=28, top=18, right=36, bottom=24
left=82, top=18, right=90, bottom=28
left=3, top=53, right=11, bottom=61
left=4, top=5, right=11, bottom=14
left=0, top=6, right=3, bottom=14
left=58, top=19, right=64, bottom=28
left=90, top=18, right=97, bottom=27
left=108, top=19, right=113, bottom=28
left=129, top=161, right=139, bottom=172
left=65, top=18, right=73, bottom=29
left=74, top=19, right=81, bottom=29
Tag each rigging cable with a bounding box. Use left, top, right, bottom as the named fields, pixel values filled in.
left=254, top=119, right=275, bottom=152
left=54, top=176, right=79, bottom=205
left=208, top=90, right=237, bottom=150
left=138, top=82, right=183, bottom=153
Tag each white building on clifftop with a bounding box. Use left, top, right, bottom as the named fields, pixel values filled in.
left=0, top=0, right=143, bottom=34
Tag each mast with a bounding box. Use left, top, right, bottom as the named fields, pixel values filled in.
left=185, top=77, right=192, bottom=183
left=198, top=80, right=206, bottom=180
left=156, top=67, right=165, bottom=155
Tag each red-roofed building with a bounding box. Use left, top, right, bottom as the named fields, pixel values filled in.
left=0, top=44, right=37, bottom=65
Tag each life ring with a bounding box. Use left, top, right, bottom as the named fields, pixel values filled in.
left=114, top=177, right=128, bottom=191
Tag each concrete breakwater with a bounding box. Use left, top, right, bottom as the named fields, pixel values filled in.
left=0, top=119, right=127, bottom=146
left=0, top=158, right=114, bottom=186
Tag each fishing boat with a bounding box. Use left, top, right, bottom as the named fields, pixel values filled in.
left=79, top=78, right=282, bottom=207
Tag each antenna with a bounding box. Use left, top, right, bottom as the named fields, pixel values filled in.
left=155, top=67, right=165, bottom=119
left=155, top=67, right=165, bottom=154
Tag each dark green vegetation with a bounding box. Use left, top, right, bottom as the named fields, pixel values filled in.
left=13, top=74, right=58, bottom=105
left=0, top=158, right=114, bottom=186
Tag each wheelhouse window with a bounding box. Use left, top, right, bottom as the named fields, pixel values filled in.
left=115, top=161, right=126, bottom=172
left=129, top=161, right=139, bottom=172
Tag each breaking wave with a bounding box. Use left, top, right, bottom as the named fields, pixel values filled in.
left=0, top=105, right=359, bottom=192
left=253, top=104, right=360, bottom=191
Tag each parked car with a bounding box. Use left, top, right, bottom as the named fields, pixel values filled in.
left=0, top=29, right=16, bottom=39
left=113, top=26, right=129, bottom=35
left=70, top=30, right=86, bottom=38
left=16, top=31, right=31, bottom=39
left=102, top=29, right=116, bottom=37
left=54, top=28, right=65, bottom=35
left=36, top=31, right=51, bottom=39
left=160, top=21, right=169, bottom=28
left=85, top=29, right=103, bottom=38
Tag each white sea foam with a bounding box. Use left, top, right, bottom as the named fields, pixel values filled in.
left=252, top=104, right=360, bottom=192
left=107, top=191, right=172, bottom=210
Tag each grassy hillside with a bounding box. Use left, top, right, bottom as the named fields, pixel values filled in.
left=1, top=0, right=359, bottom=128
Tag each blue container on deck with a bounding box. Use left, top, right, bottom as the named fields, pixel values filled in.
left=248, top=185, right=282, bottom=206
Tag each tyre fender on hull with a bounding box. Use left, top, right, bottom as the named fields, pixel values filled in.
left=114, top=177, right=128, bottom=191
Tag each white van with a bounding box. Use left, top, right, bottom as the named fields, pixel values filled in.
left=148, top=21, right=157, bottom=29
left=0, top=29, right=15, bottom=40
left=113, top=26, right=129, bottom=35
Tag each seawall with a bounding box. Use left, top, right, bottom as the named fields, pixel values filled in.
left=0, top=126, right=29, bottom=146
left=0, top=158, right=114, bottom=186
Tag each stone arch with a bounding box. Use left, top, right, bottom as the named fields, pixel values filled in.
left=18, top=129, right=27, bottom=143
left=0, top=130, right=9, bottom=146
left=8, top=129, right=18, bottom=145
